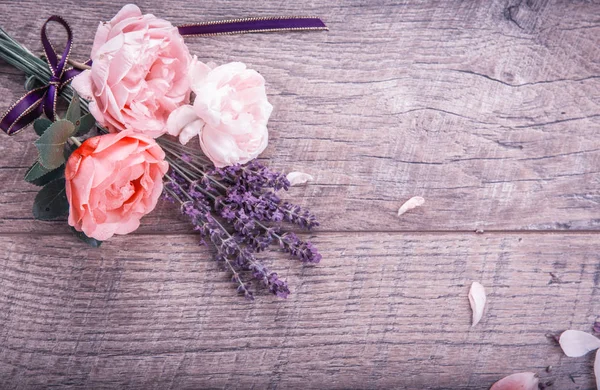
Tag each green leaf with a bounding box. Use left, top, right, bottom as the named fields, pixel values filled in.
left=32, top=178, right=69, bottom=220
left=34, top=119, right=75, bottom=170
left=24, top=161, right=64, bottom=186
left=24, top=75, right=41, bottom=91
left=66, top=92, right=81, bottom=123
left=73, top=113, right=95, bottom=136
left=70, top=227, right=102, bottom=248
left=33, top=118, right=52, bottom=136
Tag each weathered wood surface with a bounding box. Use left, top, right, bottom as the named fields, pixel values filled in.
left=2, top=233, right=600, bottom=389
left=0, top=0, right=599, bottom=233
left=0, top=0, right=599, bottom=389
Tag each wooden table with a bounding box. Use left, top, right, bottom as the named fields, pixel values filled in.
left=1, top=1, right=599, bottom=388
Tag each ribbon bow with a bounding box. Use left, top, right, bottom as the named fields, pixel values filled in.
left=1, top=15, right=327, bottom=136
left=0, top=16, right=83, bottom=135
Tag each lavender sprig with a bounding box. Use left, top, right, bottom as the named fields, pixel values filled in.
left=160, top=140, right=321, bottom=256
left=160, top=139, right=319, bottom=231
left=165, top=171, right=294, bottom=299
left=160, top=139, right=322, bottom=298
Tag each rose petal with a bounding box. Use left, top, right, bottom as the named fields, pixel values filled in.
left=71, top=70, right=94, bottom=100
left=109, top=4, right=142, bottom=25
left=166, top=105, right=204, bottom=144
left=66, top=131, right=167, bottom=241
left=166, top=105, right=197, bottom=135
left=559, top=330, right=600, bottom=357
left=85, top=4, right=191, bottom=137
left=88, top=101, right=106, bottom=128
left=114, top=217, right=141, bottom=235
left=179, top=119, right=204, bottom=145
left=183, top=57, right=270, bottom=166
left=286, top=172, right=314, bottom=186
left=397, top=196, right=425, bottom=216
left=490, top=372, right=539, bottom=390
left=188, top=56, right=212, bottom=92
left=469, top=282, right=486, bottom=327
left=199, top=126, right=244, bottom=168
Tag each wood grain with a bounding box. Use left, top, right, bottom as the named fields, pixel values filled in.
left=1, top=233, right=600, bottom=389
left=0, top=0, right=599, bottom=389
left=0, top=0, right=598, bottom=232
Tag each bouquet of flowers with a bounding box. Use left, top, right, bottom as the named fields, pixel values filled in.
left=0, top=4, right=327, bottom=299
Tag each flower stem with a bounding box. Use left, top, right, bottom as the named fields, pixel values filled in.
left=165, top=173, right=255, bottom=297
left=69, top=136, right=81, bottom=147
left=165, top=157, right=288, bottom=244
left=162, top=146, right=311, bottom=228
left=67, top=59, right=91, bottom=70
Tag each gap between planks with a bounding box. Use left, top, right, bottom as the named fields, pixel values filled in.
left=0, top=230, right=599, bottom=237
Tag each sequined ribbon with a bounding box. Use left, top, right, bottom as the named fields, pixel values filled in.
left=1, top=15, right=327, bottom=135
left=0, top=16, right=87, bottom=135
left=177, top=16, right=328, bottom=36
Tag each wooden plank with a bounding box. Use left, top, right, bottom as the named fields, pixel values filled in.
left=1, top=2, right=599, bottom=388
left=1, top=1, right=599, bottom=232
left=0, top=232, right=599, bottom=389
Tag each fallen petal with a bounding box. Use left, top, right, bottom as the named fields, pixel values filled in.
left=287, top=171, right=314, bottom=186
left=595, top=349, right=600, bottom=389
left=559, top=330, right=600, bottom=357
left=397, top=196, right=425, bottom=216
left=490, top=372, right=539, bottom=390
left=468, top=282, right=486, bottom=327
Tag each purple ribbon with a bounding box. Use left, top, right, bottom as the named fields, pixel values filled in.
left=177, top=16, right=327, bottom=36
left=1, top=15, right=326, bottom=136
left=0, top=15, right=85, bottom=135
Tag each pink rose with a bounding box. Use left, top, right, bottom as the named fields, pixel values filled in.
left=72, top=4, right=191, bottom=138
left=65, top=131, right=169, bottom=240
left=167, top=57, right=272, bottom=167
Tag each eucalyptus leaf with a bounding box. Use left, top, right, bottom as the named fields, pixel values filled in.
left=32, top=178, right=69, bottom=220
left=66, top=92, right=81, bottom=123
left=33, top=118, right=52, bottom=136
left=70, top=227, right=102, bottom=248
left=34, top=119, right=75, bottom=170
left=24, top=161, right=64, bottom=186
left=74, top=113, right=95, bottom=136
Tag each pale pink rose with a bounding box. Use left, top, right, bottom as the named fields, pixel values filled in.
left=72, top=4, right=191, bottom=138
left=65, top=131, right=169, bottom=241
left=167, top=57, right=272, bottom=167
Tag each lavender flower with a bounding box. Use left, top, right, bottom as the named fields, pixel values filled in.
left=159, top=138, right=319, bottom=298
left=164, top=172, right=292, bottom=299
left=279, top=232, right=322, bottom=263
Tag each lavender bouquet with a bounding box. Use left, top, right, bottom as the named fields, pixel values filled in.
left=0, top=5, right=326, bottom=299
